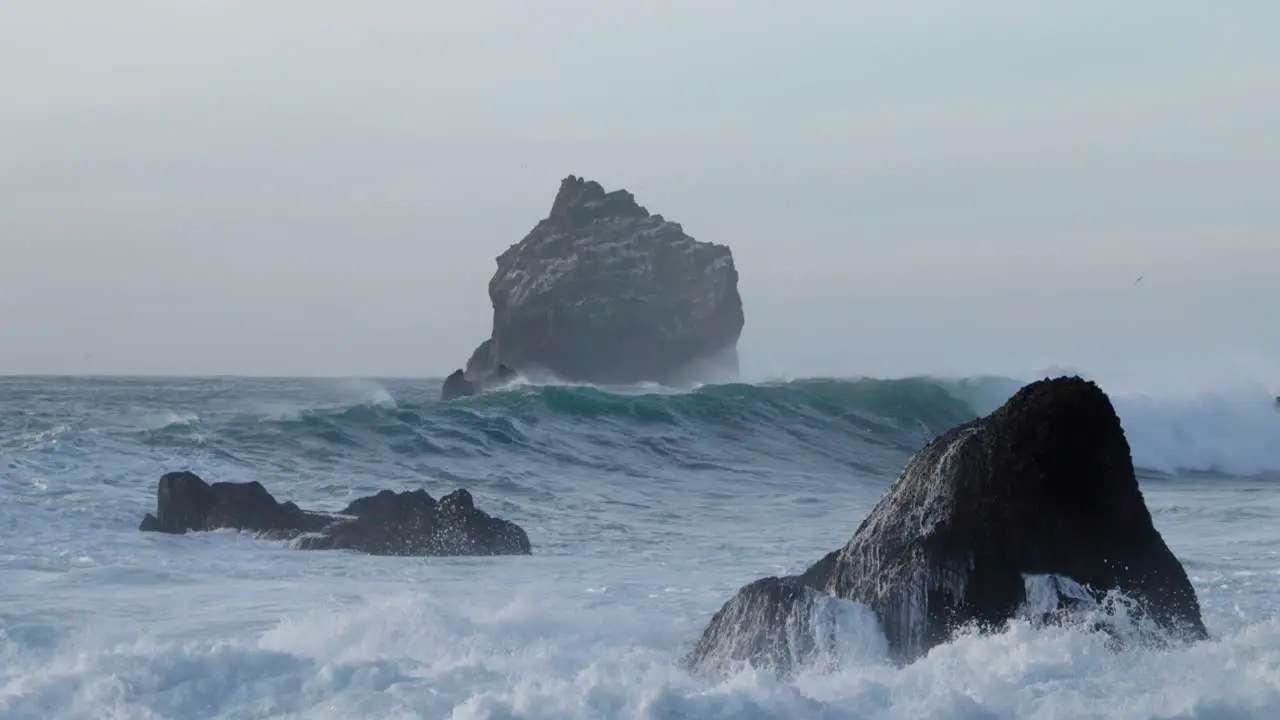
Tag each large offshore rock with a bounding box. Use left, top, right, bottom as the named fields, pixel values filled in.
left=688, top=376, right=1208, bottom=674
left=458, top=175, right=744, bottom=386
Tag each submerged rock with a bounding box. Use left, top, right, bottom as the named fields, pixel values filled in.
left=457, top=175, right=744, bottom=386
left=139, top=471, right=531, bottom=557
left=688, top=376, right=1208, bottom=674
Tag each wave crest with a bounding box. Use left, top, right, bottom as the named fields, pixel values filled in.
left=130, top=374, right=1280, bottom=476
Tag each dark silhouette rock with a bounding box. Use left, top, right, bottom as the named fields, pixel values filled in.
left=440, top=369, right=477, bottom=401
left=439, top=364, right=520, bottom=401
left=138, top=471, right=531, bottom=557
left=460, top=175, right=744, bottom=386
left=301, top=487, right=530, bottom=556
left=688, top=376, right=1207, bottom=675
left=139, top=471, right=330, bottom=535
left=491, top=363, right=518, bottom=385
left=337, top=487, right=436, bottom=518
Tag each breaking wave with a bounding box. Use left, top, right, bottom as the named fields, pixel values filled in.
left=121, top=374, right=1280, bottom=477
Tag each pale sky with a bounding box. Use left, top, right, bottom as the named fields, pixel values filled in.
left=2, top=1, right=1277, bottom=381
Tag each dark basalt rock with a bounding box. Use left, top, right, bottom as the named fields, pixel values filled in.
left=491, top=363, right=518, bottom=385
left=440, top=363, right=519, bottom=401
left=458, top=174, right=744, bottom=386
left=688, top=376, right=1208, bottom=674
left=686, top=576, right=843, bottom=675
left=139, top=471, right=531, bottom=557
left=139, top=471, right=331, bottom=536
left=440, top=369, right=476, bottom=401
left=301, top=487, right=531, bottom=556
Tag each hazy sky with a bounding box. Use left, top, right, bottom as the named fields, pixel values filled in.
left=2, top=2, right=1277, bottom=380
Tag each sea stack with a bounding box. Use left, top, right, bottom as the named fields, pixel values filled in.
left=687, top=376, right=1208, bottom=675
left=447, top=175, right=744, bottom=390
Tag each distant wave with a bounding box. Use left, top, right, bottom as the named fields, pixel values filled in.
left=128, top=374, right=1280, bottom=477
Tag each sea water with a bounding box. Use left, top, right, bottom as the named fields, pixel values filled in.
left=2, top=375, right=1279, bottom=719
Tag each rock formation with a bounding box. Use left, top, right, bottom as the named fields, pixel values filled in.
left=440, top=364, right=517, bottom=402
left=139, top=471, right=531, bottom=557
left=687, top=376, right=1208, bottom=675
left=440, top=370, right=474, bottom=402
left=685, top=574, right=888, bottom=677
left=451, top=175, right=744, bottom=387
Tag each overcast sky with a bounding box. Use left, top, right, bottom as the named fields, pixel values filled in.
left=2, top=1, right=1277, bottom=381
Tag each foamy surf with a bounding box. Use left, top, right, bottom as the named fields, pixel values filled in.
left=2, top=374, right=1279, bottom=719
left=3, top=580, right=1278, bottom=719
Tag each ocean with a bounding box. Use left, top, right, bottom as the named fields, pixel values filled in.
left=2, top=374, right=1279, bottom=719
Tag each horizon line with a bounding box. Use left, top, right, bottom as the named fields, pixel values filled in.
left=0, top=372, right=447, bottom=381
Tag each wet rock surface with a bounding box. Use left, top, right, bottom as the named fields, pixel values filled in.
left=139, top=471, right=531, bottom=557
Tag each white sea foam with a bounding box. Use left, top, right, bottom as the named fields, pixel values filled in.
left=2, top=376, right=1278, bottom=719
left=3, top=576, right=1279, bottom=719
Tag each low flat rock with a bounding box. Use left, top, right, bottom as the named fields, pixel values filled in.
left=139, top=471, right=531, bottom=557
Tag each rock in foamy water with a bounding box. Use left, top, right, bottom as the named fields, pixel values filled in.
left=685, top=575, right=887, bottom=676
left=138, top=471, right=531, bottom=557
left=688, top=376, right=1208, bottom=673
left=448, top=175, right=744, bottom=387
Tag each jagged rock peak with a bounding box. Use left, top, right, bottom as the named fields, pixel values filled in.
left=546, top=174, right=650, bottom=228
